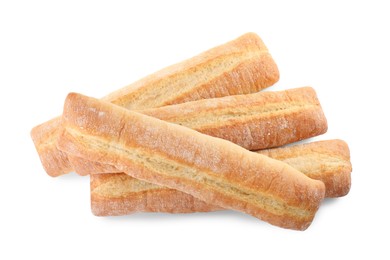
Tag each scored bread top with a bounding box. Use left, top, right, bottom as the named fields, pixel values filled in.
left=139, top=86, right=327, bottom=150
left=31, top=32, right=279, bottom=177
left=103, top=32, right=279, bottom=109
left=69, top=86, right=328, bottom=176
left=89, top=139, right=352, bottom=217
left=59, top=93, right=325, bottom=230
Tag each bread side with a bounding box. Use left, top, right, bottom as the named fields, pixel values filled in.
left=31, top=32, right=279, bottom=177
left=31, top=117, right=73, bottom=176
left=58, top=93, right=325, bottom=230
left=103, top=32, right=279, bottom=109
left=91, top=173, right=222, bottom=216
left=258, top=139, right=352, bottom=197
left=89, top=139, right=351, bottom=217
left=140, top=86, right=327, bottom=150
left=68, top=156, right=118, bottom=175
left=70, top=87, right=328, bottom=175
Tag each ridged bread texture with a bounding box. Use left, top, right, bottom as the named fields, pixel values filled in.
left=89, top=140, right=351, bottom=217
left=69, top=87, right=328, bottom=175
left=258, top=139, right=352, bottom=197
left=58, top=93, right=325, bottom=230
left=31, top=32, right=279, bottom=177
left=90, top=173, right=223, bottom=216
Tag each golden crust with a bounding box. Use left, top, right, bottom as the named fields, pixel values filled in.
left=91, top=173, right=222, bottom=216
left=103, top=32, right=279, bottom=108
left=58, top=93, right=325, bottom=230
left=258, top=139, right=352, bottom=197
left=31, top=32, right=279, bottom=177
left=141, top=86, right=327, bottom=150
left=30, top=117, right=73, bottom=176
left=71, top=87, right=328, bottom=175
left=68, top=155, right=117, bottom=176
left=89, top=139, right=351, bottom=218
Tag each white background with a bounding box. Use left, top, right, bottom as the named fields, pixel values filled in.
left=1, top=0, right=389, bottom=259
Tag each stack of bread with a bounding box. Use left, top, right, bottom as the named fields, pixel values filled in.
left=31, top=33, right=352, bottom=230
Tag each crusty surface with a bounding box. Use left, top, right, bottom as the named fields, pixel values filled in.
left=258, top=139, right=352, bottom=197
left=91, top=173, right=222, bottom=216
left=102, top=32, right=279, bottom=109
left=68, top=155, right=118, bottom=176
left=71, top=87, right=328, bottom=175
left=58, top=93, right=325, bottom=230
left=30, top=117, right=73, bottom=176
left=90, top=139, right=351, bottom=217
left=140, top=86, right=327, bottom=150
left=31, top=32, right=279, bottom=177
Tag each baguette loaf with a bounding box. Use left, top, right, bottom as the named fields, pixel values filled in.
left=90, top=173, right=223, bottom=215
left=90, top=140, right=351, bottom=217
left=31, top=32, right=279, bottom=177
left=69, top=87, right=328, bottom=175
left=258, top=139, right=352, bottom=197
left=58, top=93, right=325, bottom=230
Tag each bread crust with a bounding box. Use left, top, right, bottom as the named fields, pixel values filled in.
left=258, top=139, right=352, bottom=197
left=70, top=87, right=328, bottom=175
left=58, top=93, right=325, bottom=230
left=30, top=117, right=73, bottom=176
left=89, top=139, right=351, bottom=217
left=91, top=173, right=222, bottom=216
left=141, top=86, right=327, bottom=150
left=31, top=33, right=279, bottom=177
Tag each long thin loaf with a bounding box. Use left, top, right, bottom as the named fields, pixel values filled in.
left=258, top=139, right=352, bottom=197
left=90, top=173, right=223, bottom=215
left=31, top=32, right=279, bottom=177
left=58, top=93, right=325, bottom=230
left=69, top=87, right=328, bottom=175
left=90, top=139, right=351, bottom=217
left=141, top=86, right=327, bottom=150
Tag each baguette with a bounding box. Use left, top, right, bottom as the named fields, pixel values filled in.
left=258, top=139, right=352, bottom=197
left=90, top=173, right=223, bottom=215
left=90, top=140, right=351, bottom=217
left=31, top=32, right=279, bottom=177
left=69, top=87, right=328, bottom=175
left=58, top=93, right=325, bottom=230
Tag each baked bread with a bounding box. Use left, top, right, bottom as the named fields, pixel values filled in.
left=90, top=173, right=223, bottom=215
left=69, top=87, right=327, bottom=175
left=141, top=86, right=327, bottom=150
left=58, top=93, right=325, bottom=230
left=90, top=139, right=351, bottom=217
left=31, top=32, right=279, bottom=177
left=258, top=139, right=352, bottom=197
